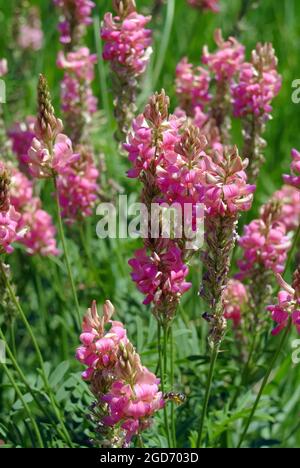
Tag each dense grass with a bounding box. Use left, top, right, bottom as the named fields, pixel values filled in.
left=0, top=0, right=300, bottom=448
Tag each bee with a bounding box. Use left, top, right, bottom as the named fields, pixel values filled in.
left=163, top=392, right=186, bottom=405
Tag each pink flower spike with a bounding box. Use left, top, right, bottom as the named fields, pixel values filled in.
left=0, top=59, right=8, bottom=77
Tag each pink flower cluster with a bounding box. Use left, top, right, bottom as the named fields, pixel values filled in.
left=232, top=45, right=281, bottom=119
left=57, top=48, right=98, bottom=117
left=187, top=0, right=219, bottom=12
left=175, top=58, right=211, bottom=115
left=0, top=163, right=23, bottom=255
left=27, top=132, right=79, bottom=179
left=0, top=59, right=7, bottom=77
left=0, top=207, right=22, bottom=255
left=9, top=117, right=36, bottom=172
left=156, top=130, right=207, bottom=207
left=283, top=149, right=300, bottom=189
left=76, top=301, right=164, bottom=444
left=129, top=245, right=192, bottom=306
left=202, top=30, right=245, bottom=81
left=222, top=279, right=248, bottom=327
left=101, top=10, right=152, bottom=76
left=269, top=185, right=300, bottom=232
left=237, top=218, right=291, bottom=278
left=53, top=0, right=95, bottom=44
left=17, top=7, right=43, bottom=51
left=267, top=274, right=300, bottom=336
left=10, top=168, right=59, bottom=256
left=76, top=301, right=127, bottom=380
left=57, top=148, right=99, bottom=223
left=200, top=148, right=255, bottom=217
left=125, top=113, right=182, bottom=180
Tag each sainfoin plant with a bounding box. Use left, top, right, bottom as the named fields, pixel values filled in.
left=1, top=0, right=300, bottom=452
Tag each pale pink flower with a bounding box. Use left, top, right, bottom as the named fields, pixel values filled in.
left=232, top=60, right=281, bottom=119
left=102, top=368, right=164, bottom=444
left=125, top=114, right=182, bottom=179
left=76, top=301, right=128, bottom=380
left=10, top=168, right=59, bottom=256
left=202, top=30, right=245, bottom=81
left=187, top=0, right=219, bottom=12
left=53, top=0, right=95, bottom=43
left=269, top=185, right=300, bottom=232
left=57, top=150, right=99, bottom=223
left=76, top=300, right=165, bottom=444
left=17, top=7, right=43, bottom=51
left=0, top=206, right=22, bottom=254
left=19, top=205, right=59, bottom=256
left=26, top=134, right=79, bottom=178
left=201, top=148, right=255, bottom=216
left=57, top=48, right=97, bottom=81
left=10, top=170, right=34, bottom=210
left=0, top=59, right=8, bottom=77
left=267, top=272, right=300, bottom=336
left=175, top=57, right=211, bottom=114
left=237, top=219, right=291, bottom=277
left=283, top=149, right=300, bottom=189
left=222, top=279, right=248, bottom=327
left=57, top=49, right=98, bottom=121
left=9, top=117, right=36, bottom=170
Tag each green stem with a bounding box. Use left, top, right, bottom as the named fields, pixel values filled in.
left=137, top=435, right=144, bottom=448
left=78, top=224, right=107, bottom=296
left=0, top=262, right=73, bottom=447
left=196, top=343, right=219, bottom=448
left=230, top=334, right=257, bottom=410
left=53, top=176, right=81, bottom=328
left=0, top=325, right=68, bottom=442
left=93, top=15, right=113, bottom=134
left=152, top=0, right=175, bottom=88
left=170, top=327, right=176, bottom=447
left=237, top=320, right=291, bottom=448
left=158, top=323, right=172, bottom=448
left=10, top=319, right=17, bottom=357
left=1, top=363, right=44, bottom=448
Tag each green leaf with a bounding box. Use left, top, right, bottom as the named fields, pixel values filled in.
left=49, top=361, right=70, bottom=388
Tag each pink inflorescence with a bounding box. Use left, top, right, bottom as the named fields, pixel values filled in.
left=200, top=147, right=255, bottom=217
left=101, top=10, right=152, bottom=77
left=156, top=127, right=207, bottom=208
left=17, top=7, right=43, bottom=51
left=53, top=0, right=95, bottom=44
left=57, top=148, right=99, bottom=223
left=175, top=58, right=211, bottom=115
left=237, top=218, right=291, bottom=278
left=57, top=48, right=98, bottom=117
left=0, top=59, right=8, bottom=77
left=267, top=273, right=300, bottom=336
left=231, top=46, right=281, bottom=119
left=283, top=149, right=300, bottom=189
left=9, top=117, right=36, bottom=171
left=76, top=301, right=164, bottom=445
left=202, top=29, right=245, bottom=82
left=129, top=244, right=192, bottom=306
left=0, top=207, right=22, bottom=255
left=187, top=0, right=219, bottom=12
left=27, top=132, right=79, bottom=179
left=271, top=185, right=300, bottom=232
left=0, top=163, right=23, bottom=255
left=125, top=113, right=182, bottom=180
left=10, top=168, right=59, bottom=256
left=222, top=279, right=248, bottom=327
